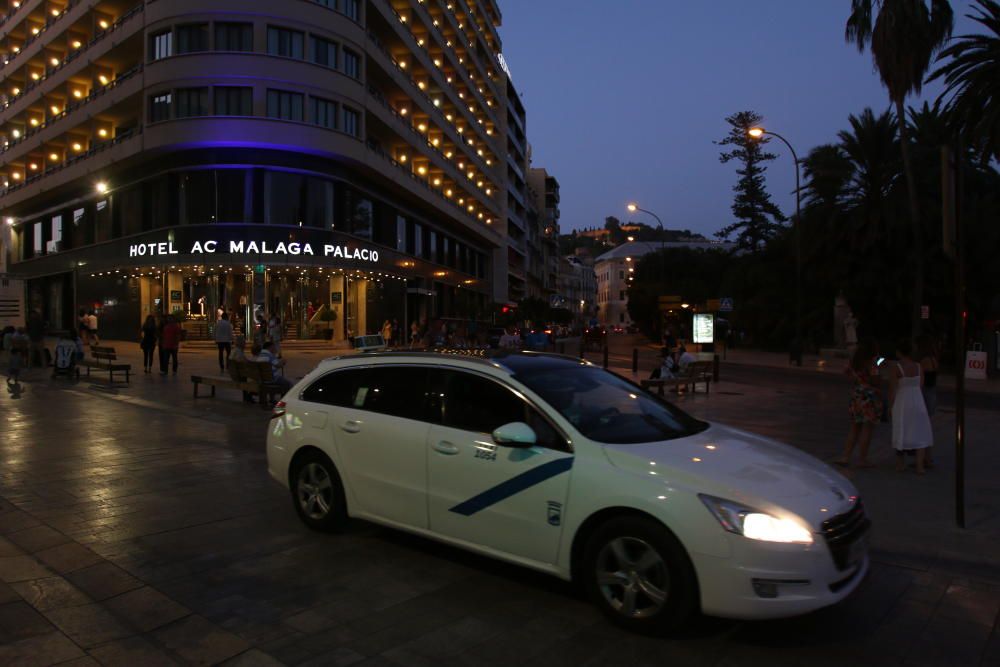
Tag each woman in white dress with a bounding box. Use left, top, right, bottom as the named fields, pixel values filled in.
left=889, top=338, right=933, bottom=474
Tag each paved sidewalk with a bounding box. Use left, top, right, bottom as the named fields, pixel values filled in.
left=0, top=342, right=998, bottom=665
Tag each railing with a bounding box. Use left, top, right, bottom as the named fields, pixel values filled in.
left=402, top=0, right=502, bottom=127
left=366, top=142, right=494, bottom=230
left=1, top=0, right=83, bottom=70
left=367, top=82, right=494, bottom=202
left=1, top=64, right=142, bottom=156
left=1, top=126, right=142, bottom=198
left=366, top=29, right=499, bottom=180
left=1, top=2, right=143, bottom=110
left=425, top=0, right=504, bottom=102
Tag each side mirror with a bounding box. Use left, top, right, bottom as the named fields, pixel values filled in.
left=492, top=422, right=537, bottom=448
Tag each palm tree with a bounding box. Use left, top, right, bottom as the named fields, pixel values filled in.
left=837, top=108, right=902, bottom=251
left=929, top=0, right=1000, bottom=161
left=846, top=0, right=953, bottom=334
left=801, top=144, right=854, bottom=211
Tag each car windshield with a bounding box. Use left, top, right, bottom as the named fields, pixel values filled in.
left=514, top=365, right=708, bottom=444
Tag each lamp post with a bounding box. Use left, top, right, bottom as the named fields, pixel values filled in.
left=748, top=127, right=803, bottom=366
left=626, top=203, right=667, bottom=337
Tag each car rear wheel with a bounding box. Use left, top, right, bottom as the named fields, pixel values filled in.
left=583, top=516, right=698, bottom=634
left=290, top=451, right=347, bottom=532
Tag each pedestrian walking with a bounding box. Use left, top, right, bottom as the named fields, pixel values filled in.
left=834, top=338, right=882, bottom=468
left=78, top=308, right=90, bottom=346
left=215, top=312, right=234, bottom=372
left=87, top=310, right=100, bottom=345
left=889, top=338, right=933, bottom=474
left=381, top=319, right=393, bottom=346
left=6, top=327, right=29, bottom=384
left=140, top=315, right=158, bottom=373
left=159, top=315, right=182, bottom=375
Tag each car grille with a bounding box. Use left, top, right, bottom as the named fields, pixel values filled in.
left=821, top=500, right=870, bottom=571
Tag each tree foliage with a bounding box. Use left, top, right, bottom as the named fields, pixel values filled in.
left=929, top=0, right=1000, bottom=160
left=715, top=111, right=786, bottom=252
left=845, top=0, right=954, bottom=335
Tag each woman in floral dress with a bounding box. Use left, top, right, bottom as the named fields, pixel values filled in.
left=835, top=339, right=883, bottom=468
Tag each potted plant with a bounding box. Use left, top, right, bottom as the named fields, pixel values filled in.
left=318, top=308, right=337, bottom=340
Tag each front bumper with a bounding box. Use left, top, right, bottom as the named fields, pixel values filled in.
left=694, top=531, right=869, bottom=620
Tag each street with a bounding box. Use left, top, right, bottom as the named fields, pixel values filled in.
left=0, top=341, right=997, bottom=666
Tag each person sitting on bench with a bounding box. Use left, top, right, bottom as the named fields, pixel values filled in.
left=257, top=341, right=292, bottom=394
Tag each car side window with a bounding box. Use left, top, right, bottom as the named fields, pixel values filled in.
left=355, top=366, right=429, bottom=421
left=300, top=368, right=367, bottom=407
left=437, top=370, right=567, bottom=451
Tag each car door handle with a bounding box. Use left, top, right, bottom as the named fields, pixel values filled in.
left=341, top=420, right=361, bottom=434
left=432, top=441, right=460, bottom=455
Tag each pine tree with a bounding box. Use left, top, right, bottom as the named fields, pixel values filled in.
left=715, top=111, right=787, bottom=252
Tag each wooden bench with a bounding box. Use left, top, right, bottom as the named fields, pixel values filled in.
left=641, top=360, right=714, bottom=396
left=79, top=346, right=131, bottom=384
left=192, top=360, right=282, bottom=409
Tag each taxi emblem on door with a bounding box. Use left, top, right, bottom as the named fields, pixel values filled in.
left=547, top=501, right=562, bottom=526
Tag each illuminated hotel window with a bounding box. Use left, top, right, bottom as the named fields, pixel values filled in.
left=150, top=30, right=172, bottom=60
left=176, top=24, right=209, bottom=54
left=149, top=93, right=172, bottom=122
left=267, top=26, right=304, bottom=60
left=176, top=88, right=209, bottom=117
left=342, top=107, right=359, bottom=136
left=343, top=48, right=360, bottom=79
left=215, top=22, right=253, bottom=51
left=310, top=36, right=337, bottom=68
left=267, top=89, right=304, bottom=121
left=214, top=87, right=252, bottom=116
left=310, top=97, right=337, bottom=129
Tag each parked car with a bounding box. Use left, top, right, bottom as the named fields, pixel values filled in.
left=267, top=352, right=869, bottom=633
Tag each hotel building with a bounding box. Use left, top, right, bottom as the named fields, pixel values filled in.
left=0, top=0, right=511, bottom=341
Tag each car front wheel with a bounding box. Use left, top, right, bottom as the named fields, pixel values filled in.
left=290, top=451, right=347, bottom=532
left=583, top=516, right=698, bottom=634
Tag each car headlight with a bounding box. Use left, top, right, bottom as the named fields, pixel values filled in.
left=699, top=494, right=813, bottom=544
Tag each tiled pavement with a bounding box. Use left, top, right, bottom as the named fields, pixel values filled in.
left=0, top=342, right=998, bottom=666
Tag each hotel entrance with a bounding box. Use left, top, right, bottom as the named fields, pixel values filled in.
left=125, top=265, right=405, bottom=342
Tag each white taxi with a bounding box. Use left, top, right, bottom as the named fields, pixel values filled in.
left=266, top=351, right=869, bottom=632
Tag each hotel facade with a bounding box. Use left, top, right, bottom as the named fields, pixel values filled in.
left=0, top=0, right=516, bottom=342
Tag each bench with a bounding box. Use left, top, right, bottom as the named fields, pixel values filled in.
left=79, top=346, right=131, bottom=384
left=191, top=360, right=282, bottom=409
left=641, top=360, right=714, bottom=396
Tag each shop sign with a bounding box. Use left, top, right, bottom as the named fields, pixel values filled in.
left=127, top=239, right=380, bottom=263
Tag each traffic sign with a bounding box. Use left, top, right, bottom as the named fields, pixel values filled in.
left=719, top=297, right=734, bottom=312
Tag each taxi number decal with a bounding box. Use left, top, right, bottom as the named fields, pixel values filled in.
left=474, top=449, right=497, bottom=461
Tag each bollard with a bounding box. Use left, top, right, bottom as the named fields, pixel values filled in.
left=632, top=348, right=638, bottom=373
left=559, top=341, right=565, bottom=355
left=603, top=345, right=609, bottom=369
left=713, top=354, right=720, bottom=383
left=580, top=342, right=585, bottom=360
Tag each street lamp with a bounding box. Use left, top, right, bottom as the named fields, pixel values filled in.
left=748, top=126, right=803, bottom=366
left=626, top=202, right=668, bottom=335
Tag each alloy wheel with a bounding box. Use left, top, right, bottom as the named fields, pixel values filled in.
left=595, top=536, right=670, bottom=618
left=297, top=462, right=334, bottom=520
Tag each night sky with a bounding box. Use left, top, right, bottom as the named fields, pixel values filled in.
left=499, top=0, right=982, bottom=238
